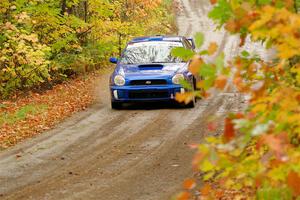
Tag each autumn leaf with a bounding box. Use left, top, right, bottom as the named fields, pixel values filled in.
left=214, top=75, right=227, bottom=90
left=188, top=144, right=199, bottom=149
left=225, top=19, right=239, bottom=32
left=201, top=91, right=211, bottom=98
left=175, top=92, right=194, bottom=104
left=287, top=171, right=300, bottom=196
left=207, top=122, right=217, bottom=131
left=255, top=175, right=263, bottom=188
left=210, top=0, right=217, bottom=5
left=176, top=191, right=190, bottom=200
left=183, top=179, right=196, bottom=190
left=188, top=55, right=203, bottom=75
left=192, top=152, right=206, bottom=169
left=260, top=132, right=289, bottom=159
left=200, top=184, right=212, bottom=196
left=207, top=42, right=218, bottom=55
left=233, top=76, right=247, bottom=92
left=261, top=135, right=281, bottom=153
left=196, top=80, right=204, bottom=89
left=223, top=117, right=235, bottom=142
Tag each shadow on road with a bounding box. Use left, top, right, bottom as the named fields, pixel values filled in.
left=118, top=101, right=193, bottom=110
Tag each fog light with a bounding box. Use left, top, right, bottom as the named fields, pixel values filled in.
left=180, top=88, right=185, bottom=94
left=113, top=90, right=119, bottom=99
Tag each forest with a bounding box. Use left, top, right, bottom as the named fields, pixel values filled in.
left=0, top=0, right=175, bottom=98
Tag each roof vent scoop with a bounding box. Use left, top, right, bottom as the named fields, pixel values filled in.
left=138, top=64, right=163, bottom=70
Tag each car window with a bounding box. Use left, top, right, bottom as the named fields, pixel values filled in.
left=120, top=41, right=184, bottom=65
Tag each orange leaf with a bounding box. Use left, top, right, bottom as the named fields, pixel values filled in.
left=260, top=132, right=289, bottom=159
left=261, top=135, right=282, bottom=154
left=200, top=184, right=212, bottom=196
left=223, top=118, right=235, bottom=142
left=215, top=190, right=225, bottom=199
left=235, top=113, right=244, bottom=119
left=233, top=76, right=247, bottom=92
left=183, top=179, right=196, bottom=190
left=225, top=19, right=239, bottom=32
left=296, top=94, right=300, bottom=102
left=207, top=122, right=217, bottom=131
left=175, top=92, right=194, bottom=104
left=208, top=42, right=218, bottom=55
left=196, top=80, right=204, bottom=89
left=192, top=152, right=206, bottom=169
left=269, top=159, right=284, bottom=168
left=188, top=55, right=203, bottom=75
left=255, top=175, right=263, bottom=188
left=284, top=0, right=295, bottom=9
left=210, top=0, right=217, bottom=5
left=177, top=191, right=191, bottom=200
left=188, top=143, right=199, bottom=149
left=214, top=75, right=227, bottom=90
left=287, top=171, right=300, bottom=196
left=202, top=91, right=211, bottom=98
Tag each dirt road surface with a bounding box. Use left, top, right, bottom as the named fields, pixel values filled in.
left=0, top=1, right=246, bottom=199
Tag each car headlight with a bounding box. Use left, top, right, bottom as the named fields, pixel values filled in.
left=114, top=75, right=125, bottom=86
left=172, top=74, right=184, bottom=84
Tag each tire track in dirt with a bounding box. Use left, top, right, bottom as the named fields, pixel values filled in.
left=3, top=94, right=224, bottom=200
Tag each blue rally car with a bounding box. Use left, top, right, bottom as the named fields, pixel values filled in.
left=109, top=36, right=196, bottom=109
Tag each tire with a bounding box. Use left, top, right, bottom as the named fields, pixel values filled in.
left=185, top=96, right=195, bottom=108
left=185, top=77, right=196, bottom=108
left=193, top=76, right=202, bottom=101
left=111, top=102, right=123, bottom=110
left=178, top=91, right=196, bottom=109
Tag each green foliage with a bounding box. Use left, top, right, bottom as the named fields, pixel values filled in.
left=194, top=32, right=204, bottom=49
left=171, top=47, right=194, bottom=61
left=257, top=0, right=273, bottom=6
left=257, top=187, right=292, bottom=200
left=208, top=0, right=232, bottom=25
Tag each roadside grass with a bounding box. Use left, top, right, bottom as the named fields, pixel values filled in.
left=0, top=104, right=48, bottom=126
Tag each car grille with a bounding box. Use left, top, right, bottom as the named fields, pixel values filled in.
left=128, top=90, right=169, bottom=99
left=130, top=80, right=167, bottom=85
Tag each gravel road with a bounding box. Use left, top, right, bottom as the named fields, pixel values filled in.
left=0, top=1, right=246, bottom=199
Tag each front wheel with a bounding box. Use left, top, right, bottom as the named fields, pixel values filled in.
left=185, top=95, right=195, bottom=108
left=186, top=78, right=197, bottom=108
left=111, top=102, right=123, bottom=110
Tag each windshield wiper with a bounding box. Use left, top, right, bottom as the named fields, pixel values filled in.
left=151, top=61, right=172, bottom=64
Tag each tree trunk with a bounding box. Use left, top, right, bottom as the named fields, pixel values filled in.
left=61, top=0, right=67, bottom=15
left=84, top=1, right=88, bottom=22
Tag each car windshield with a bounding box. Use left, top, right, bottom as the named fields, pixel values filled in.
left=120, top=41, right=184, bottom=65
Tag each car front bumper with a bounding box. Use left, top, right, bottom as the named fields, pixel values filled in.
left=110, top=85, right=184, bottom=102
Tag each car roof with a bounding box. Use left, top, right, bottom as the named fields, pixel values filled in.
left=129, top=36, right=185, bottom=43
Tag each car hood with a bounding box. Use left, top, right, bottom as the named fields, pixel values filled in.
left=118, top=63, right=187, bottom=78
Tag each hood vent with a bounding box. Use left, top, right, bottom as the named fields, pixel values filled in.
left=138, top=64, right=163, bottom=70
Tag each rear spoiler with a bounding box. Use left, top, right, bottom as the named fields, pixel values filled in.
left=188, top=38, right=196, bottom=49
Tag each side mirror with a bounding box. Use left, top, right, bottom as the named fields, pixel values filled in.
left=188, top=38, right=196, bottom=50
left=110, top=57, right=118, bottom=64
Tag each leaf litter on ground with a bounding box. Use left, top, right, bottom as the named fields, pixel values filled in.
left=0, top=72, right=102, bottom=150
